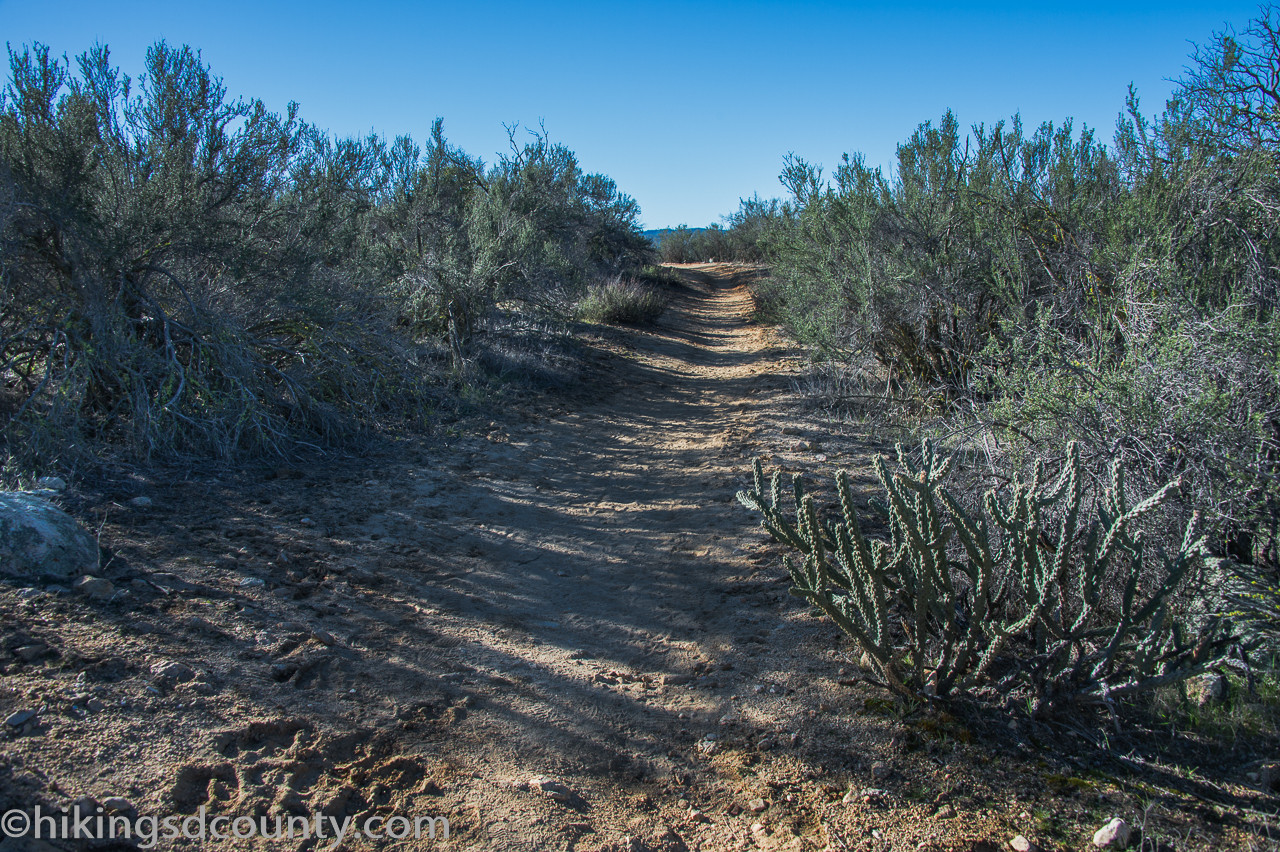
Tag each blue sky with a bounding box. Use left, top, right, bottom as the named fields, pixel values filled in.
left=0, top=1, right=1261, bottom=228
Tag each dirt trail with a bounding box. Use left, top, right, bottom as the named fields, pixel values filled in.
left=5, top=264, right=1257, bottom=851
left=350, top=263, right=845, bottom=848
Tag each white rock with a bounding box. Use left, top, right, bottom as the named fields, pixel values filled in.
left=128, top=496, right=152, bottom=508
left=0, top=492, right=99, bottom=580
left=1092, top=817, right=1131, bottom=848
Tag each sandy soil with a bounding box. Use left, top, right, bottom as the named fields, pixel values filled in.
left=0, top=264, right=1274, bottom=851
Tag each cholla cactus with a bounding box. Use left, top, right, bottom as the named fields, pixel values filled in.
left=737, top=440, right=1230, bottom=714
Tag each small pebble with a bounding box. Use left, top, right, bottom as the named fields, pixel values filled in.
left=101, top=797, right=133, bottom=813
left=528, top=775, right=574, bottom=802
left=5, top=709, right=37, bottom=728
left=74, top=576, right=114, bottom=600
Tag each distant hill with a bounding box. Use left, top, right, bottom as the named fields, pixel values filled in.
left=643, top=227, right=707, bottom=247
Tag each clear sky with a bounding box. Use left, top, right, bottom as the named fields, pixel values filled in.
left=0, top=1, right=1261, bottom=228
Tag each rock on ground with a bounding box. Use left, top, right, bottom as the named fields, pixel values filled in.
left=0, top=491, right=99, bottom=581
left=1093, top=817, right=1132, bottom=848
left=74, top=575, right=114, bottom=600
left=1187, top=672, right=1228, bottom=706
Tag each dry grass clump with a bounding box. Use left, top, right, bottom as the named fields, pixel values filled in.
left=575, top=276, right=668, bottom=325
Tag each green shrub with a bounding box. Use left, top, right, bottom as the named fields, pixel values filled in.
left=574, top=276, right=667, bottom=325
left=738, top=441, right=1233, bottom=717
left=0, top=42, right=650, bottom=468
left=739, top=8, right=1280, bottom=664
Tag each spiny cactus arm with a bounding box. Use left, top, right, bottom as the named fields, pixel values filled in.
left=940, top=490, right=990, bottom=572
left=830, top=523, right=864, bottom=602
left=751, top=457, right=767, bottom=502
left=1130, top=603, right=1173, bottom=679
left=820, top=521, right=856, bottom=594
left=895, top=442, right=914, bottom=474
left=787, top=547, right=891, bottom=668
left=894, top=473, right=957, bottom=613
left=1049, top=445, right=1083, bottom=571
left=972, top=629, right=1013, bottom=681
left=1117, top=476, right=1182, bottom=529
left=799, top=493, right=825, bottom=565
left=791, top=472, right=807, bottom=518
left=877, top=461, right=927, bottom=600
left=872, top=539, right=908, bottom=591
left=835, top=471, right=886, bottom=586
left=1035, top=453, right=1084, bottom=641
left=1070, top=522, right=1106, bottom=634
left=1004, top=491, right=1037, bottom=594
left=931, top=639, right=957, bottom=697
left=835, top=470, right=870, bottom=547
left=888, top=471, right=954, bottom=646
left=985, top=512, right=1077, bottom=667
left=1108, top=457, right=1127, bottom=515
left=783, top=553, right=818, bottom=592
left=1127, top=515, right=1205, bottom=628
left=949, top=586, right=995, bottom=693
left=995, top=488, right=1034, bottom=590
left=788, top=582, right=906, bottom=696
left=833, top=521, right=884, bottom=621
left=1076, top=643, right=1226, bottom=704
left=1032, top=442, right=1076, bottom=505
left=912, top=438, right=953, bottom=485
left=1091, top=580, right=1146, bottom=683
left=1091, top=464, right=1155, bottom=573
left=987, top=487, right=1020, bottom=532
left=880, top=468, right=927, bottom=554
left=737, top=488, right=810, bottom=553
left=833, top=565, right=891, bottom=653
left=930, top=451, right=954, bottom=485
